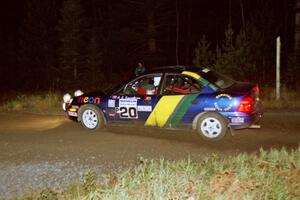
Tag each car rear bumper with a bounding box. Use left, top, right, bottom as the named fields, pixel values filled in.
left=225, top=101, right=263, bottom=129
left=229, top=111, right=263, bottom=129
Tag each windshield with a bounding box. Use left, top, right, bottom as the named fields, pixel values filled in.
left=199, top=69, right=235, bottom=89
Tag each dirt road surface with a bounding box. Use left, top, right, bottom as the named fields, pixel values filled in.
left=0, top=112, right=300, bottom=198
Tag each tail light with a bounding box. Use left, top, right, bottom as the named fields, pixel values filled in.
left=237, top=97, right=254, bottom=113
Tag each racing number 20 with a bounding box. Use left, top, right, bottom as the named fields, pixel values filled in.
left=119, top=107, right=137, bottom=118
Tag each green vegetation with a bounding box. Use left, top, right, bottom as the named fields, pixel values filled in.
left=261, top=87, right=300, bottom=110
left=18, top=148, right=300, bottom=200
left=0, top=92, right=62, bottom=114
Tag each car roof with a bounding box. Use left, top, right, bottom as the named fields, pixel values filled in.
left=146, top=65, right=202, bottom=74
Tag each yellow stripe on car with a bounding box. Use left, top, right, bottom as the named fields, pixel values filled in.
left=145, top=95, right=184, bottom=127
left=182, top=71, right=201, bottom=79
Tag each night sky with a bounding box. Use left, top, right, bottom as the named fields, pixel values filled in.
left=0, top=0, right=297, bottom=91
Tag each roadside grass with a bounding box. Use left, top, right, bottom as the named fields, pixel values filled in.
left=19, top=148, right=300, bottom=200
left=0, top=92, right=62, bottom=114
left=260, top=86, right=300, bottom=110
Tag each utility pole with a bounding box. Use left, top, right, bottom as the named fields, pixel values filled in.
left=175, top=0, right=179, bottom=65
left=276, top=37, right=281, bottom=100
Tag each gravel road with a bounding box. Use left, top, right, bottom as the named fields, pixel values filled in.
left=0, top=112, right=300, bottom=198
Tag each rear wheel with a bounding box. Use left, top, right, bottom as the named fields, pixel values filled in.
left=78, top=105, right=105, bottom=130
left=196, top=112, right=227, bottom=141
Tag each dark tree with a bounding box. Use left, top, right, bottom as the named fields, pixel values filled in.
left=193, top=35, right=215, bottom=67
left=0, top=33, right=5, bottom=89
left=116, top=0, right=175, bottom=66
left=85, top=27, right=103, bottom=88
left=57, top=0, right=88, bottom=85
left=286, top=0, right=300, bottom=88
left=18, top=0, right=59, bottom=89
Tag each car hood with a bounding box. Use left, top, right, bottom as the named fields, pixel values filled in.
left=80, top=90, right=106, bottom=97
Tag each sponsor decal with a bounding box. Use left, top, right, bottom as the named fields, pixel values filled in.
left=78, top=96, right=101, bottom=104
left=231, top=117, right=245, bottom=123
left=108, top=113, right=116, bottom=117
left=204, top=107, right=216, bottom=111
left=111, top=96, right=141, bottom=100
left=107, top=109, right=116, bottom=117
left=108, top=99, right=116, bottom=108
left=119, top=98, right=137, bottom=107
left=137, top=105, right=152, bottom=112
left=67, top=111, right=78, bottom=117
left=214, top=93, right=233, bottom=111
left=144, top=96, right=152, bottom=101
left=116, top=98, right=138, bottom=119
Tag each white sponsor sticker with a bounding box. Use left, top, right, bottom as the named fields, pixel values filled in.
left=231, top=117, right=244, bottom=123
left=118, top=98, right=138, bottom=119
left=119, top=98, right=137, bottom=107
left=108, top=99, right=115, bottom=108
left=137, top=105, right=152, bottom=112
left=204, top=107, right=216, bottom=111
left=68, top=111, right=78, bottom=117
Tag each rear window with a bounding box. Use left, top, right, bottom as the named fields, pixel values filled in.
left=199, top=69, right=235, bottom=89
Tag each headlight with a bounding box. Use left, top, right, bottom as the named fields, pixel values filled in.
left=74, top=89, right=83, bottom=97
left=62, top=102, right=67, bottom=111
left=63, top=93, right=72, bottom=103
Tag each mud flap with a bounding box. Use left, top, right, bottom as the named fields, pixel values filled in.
left=249, top=124, right=261, bottom=129
left=228, top=124, right=236, bottom=136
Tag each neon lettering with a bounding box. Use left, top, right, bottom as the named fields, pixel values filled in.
left=77, top=96, right=101, bottom=104
left=94, top=97, right=101, bottom=104
left=78, top=97, right=84, bottom=103
left=89, top=97, right=94, bottom=104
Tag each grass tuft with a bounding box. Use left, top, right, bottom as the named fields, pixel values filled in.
left=261, top=86, right=300, bottom=110
left=0, top=92, right=62, bottom=113
left=17, top=147, right=300, bottom=200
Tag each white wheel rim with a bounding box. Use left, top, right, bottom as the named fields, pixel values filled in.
left=82, top=109, right=98, bottom=129
left=200, top=117, right=222, bottom=138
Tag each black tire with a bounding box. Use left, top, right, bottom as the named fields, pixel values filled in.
left=78, top=104, right=105, bottom=130
left=196, top=112, right=228, bottom=141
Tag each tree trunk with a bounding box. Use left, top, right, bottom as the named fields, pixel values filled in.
left=295, top=0, right=300, bottom=56
left=147, top=12, right=156, bottom=53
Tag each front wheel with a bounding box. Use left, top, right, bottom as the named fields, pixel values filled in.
left=196, top=112, right=228, bottom=141
left=78, top=105, right=105, bottom=130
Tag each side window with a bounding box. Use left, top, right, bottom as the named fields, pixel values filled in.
left=123, top=74, right=162, bottom=96
left=162, top=75, right=203, bottom=95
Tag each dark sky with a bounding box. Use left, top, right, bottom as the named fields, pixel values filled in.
left=0, top=0, right=293, bottom=39
left=0, top=1, right=294, bottom=49
left=0, top=0, right=296, bottom=91
left=0, top=1, right=25, bottom=35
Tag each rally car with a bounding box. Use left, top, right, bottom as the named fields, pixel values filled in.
left=62, top=66, right=263, bottom=141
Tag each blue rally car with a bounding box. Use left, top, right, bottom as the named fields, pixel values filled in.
left=62, top=66, right=263, bottom=141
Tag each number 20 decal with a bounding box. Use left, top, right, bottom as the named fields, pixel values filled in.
left=118, top=107, right=138, bottom=119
